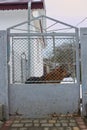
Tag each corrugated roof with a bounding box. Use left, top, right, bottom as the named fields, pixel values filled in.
left=0, top=0, right=28, bottom=3
left=0, top=0, right=45, bottom=10
left=0, top=0, right=44, bottom=3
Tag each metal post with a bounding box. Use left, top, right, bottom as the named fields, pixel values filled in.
left=21, top=53, right=27, bottom=83
left=75, top=28, right=80, bottom=113
left=7, top=29, right=10, bottom=84
left=12, top=39, right=14, bottom=83
left=75, top=28, right=80, bottom=85
left=53, top=35, right=56, bottom=68
left=28, top=1, right=31, bottom=78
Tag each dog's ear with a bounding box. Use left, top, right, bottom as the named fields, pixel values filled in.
left=59, top=65, right=65, bottom=71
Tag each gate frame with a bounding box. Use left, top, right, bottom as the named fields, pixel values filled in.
left=7, top=15, right=81, bottom=117
left=7, top=15, right=80, bottom=86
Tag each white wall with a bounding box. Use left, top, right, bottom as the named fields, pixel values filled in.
left=0, top=10, right=28, bottom=30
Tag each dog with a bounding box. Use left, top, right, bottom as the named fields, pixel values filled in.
left=26, top=65, right=70, bottom=83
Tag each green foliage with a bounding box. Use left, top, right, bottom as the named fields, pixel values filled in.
left=51, top=43, right=76, bottom=65
left=50, top=42, right=76, bottom=77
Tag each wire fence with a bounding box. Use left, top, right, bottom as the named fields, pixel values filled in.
left=9, top=34, right=77, bottom=84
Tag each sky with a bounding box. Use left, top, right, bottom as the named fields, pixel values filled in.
left=44, top=0, right=87, bottom=27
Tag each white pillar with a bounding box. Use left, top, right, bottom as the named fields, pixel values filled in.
left=30, top=39, right=43, bottom=77
left=29, top=8, right=46, bottom=77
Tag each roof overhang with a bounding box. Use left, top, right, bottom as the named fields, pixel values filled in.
left=0, top=0, right=45, bottom=10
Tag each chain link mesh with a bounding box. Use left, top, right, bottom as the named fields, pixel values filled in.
left=10, top=35, right=76, bottom=84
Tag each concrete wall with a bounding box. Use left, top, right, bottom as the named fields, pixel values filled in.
left=0, top=31, right=9, bottom=119
left=80, top=28, right=87, bottom=116
left=9, top=83, right=79, bottom=118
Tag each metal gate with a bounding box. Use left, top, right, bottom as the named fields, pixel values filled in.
left=7, top=16, right=80, bottom=117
